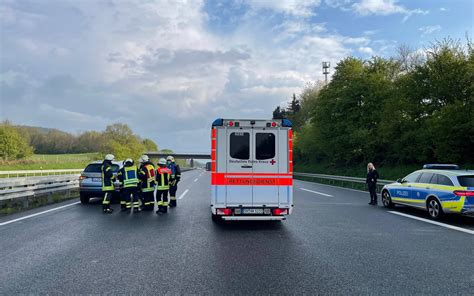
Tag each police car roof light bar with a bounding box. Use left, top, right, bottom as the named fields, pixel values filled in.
left=423, top=164, right=459, bottom=170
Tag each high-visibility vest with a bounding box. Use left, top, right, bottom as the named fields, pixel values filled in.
left=123, top=165, right=139, bottom=188
left=141, top=164, right=156, bottom=192
left=101, top=164, right=115, bottom=191
left=156, top=167, right=171, bottom=190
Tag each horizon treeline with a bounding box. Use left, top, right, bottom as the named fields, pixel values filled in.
left=273, top=38, right=474, bottom=168
left=0, top=122, right=158, bottom=161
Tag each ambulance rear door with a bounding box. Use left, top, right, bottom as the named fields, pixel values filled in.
left=252, top=128, right=279, bottom=207
left=225, top=128, right=253, bottom=207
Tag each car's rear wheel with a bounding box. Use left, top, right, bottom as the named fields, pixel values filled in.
left=382, top=190, right=394, bottom=208
left=427, top=198, right=443, bottom=220
left=80, top=193, right=90, bottom=204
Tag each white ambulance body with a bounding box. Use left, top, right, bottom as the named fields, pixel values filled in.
left=210, top=118, right=294, bottom=221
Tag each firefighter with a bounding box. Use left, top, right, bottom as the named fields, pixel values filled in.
left=101, top=154, right=116, bottom=214
left=166, top=155, right=181, bottom=207
left=138, top=154, right=156, bottom=211
left=156, top=158, right=171, bottom=214
left=117, top=158, right=140, bottom=213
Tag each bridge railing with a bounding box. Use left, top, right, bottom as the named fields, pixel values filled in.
left=293, top=172, right=394, bottom=192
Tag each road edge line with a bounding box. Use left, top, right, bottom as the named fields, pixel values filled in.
left=388, top=211, right=474, bottom=235
left=0, top=201, right=81, bottom=227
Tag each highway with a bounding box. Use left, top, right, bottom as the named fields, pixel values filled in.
left=1, top=169, right=473, bottom=295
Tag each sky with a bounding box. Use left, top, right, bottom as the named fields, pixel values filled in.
left=0, top=0, right=472, bottom=153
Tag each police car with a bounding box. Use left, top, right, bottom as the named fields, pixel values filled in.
left=210, top=118, right=293, bottom=221
left=381, top=164, right=474, bottom=219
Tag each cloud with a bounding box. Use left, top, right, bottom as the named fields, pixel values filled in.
left=325, top=0, right=353, bottom=8
left=419, top=25, right=441, bottom=35
left=245, top=0, right=322, bottom=17
left=359, top=46, right=375, bottom=55
left=351, top=0, right=428, bottom=21
left=0, top=0, right=375, bottom=152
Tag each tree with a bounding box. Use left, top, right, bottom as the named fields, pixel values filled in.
left=101, top=124, right=146, bottom=160
left=0, top=122, right=33, bottom=160
left=272, top=106, right=286, bottom=119
left=142, top=138, right=158, bottom=152
left=287, top=93, right=301, bottom=114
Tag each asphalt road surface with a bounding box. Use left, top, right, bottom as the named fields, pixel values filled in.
left=1, top=169, right=473, bottom=295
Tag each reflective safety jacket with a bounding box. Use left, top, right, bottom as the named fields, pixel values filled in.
left=101, top=161, right=116, bottom=191
left=156, top=166, right=171, bottom=190
left=168, top=162, right=181, bottom=183
left=138, top=162, right=156, bottom=192
left=117, top=165, right=139, bottom=188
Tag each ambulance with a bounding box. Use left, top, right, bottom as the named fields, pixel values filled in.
left=210, top=118, right=294, bottom=221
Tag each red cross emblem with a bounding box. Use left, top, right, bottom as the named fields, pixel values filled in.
left=270, top=159, right=276, bottom=165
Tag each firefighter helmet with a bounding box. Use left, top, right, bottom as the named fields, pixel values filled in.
left=139, top=155, right=149, bottom=163
left=104, top=154, right=115, bottom=161
left=166, top=155, right=175, bottom=162
left=158, top=158, right=167, bottom=165
left=124, top=158, right=134, bottom=165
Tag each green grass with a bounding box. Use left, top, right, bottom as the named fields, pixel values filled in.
left=0, top=153, right=100, bottom=170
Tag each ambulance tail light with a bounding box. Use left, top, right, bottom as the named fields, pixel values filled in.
left=79, top=175, right=87, bottom=181
left=216, top=208, right=232, bottom=216
left=273, top=208, right=288, bottom=215
left=453, top=190, right=474, bottom=197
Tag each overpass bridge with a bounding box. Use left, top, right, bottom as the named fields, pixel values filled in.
left=145, top=152, right=211, bottom=167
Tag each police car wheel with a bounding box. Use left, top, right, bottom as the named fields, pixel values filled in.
left=427, top=198, right=443, bottom=219
left=382, top=191, right=394, bottom=208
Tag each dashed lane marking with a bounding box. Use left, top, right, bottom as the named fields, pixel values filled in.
left=194, top=178, right=198, bottom=182
left=300, top=188, right=333, bottom=197
left=178, top=189, right=189, bottom=200
left=0, top=201, right=81, bottom=227
left=388, top=211, right=474, bottom=235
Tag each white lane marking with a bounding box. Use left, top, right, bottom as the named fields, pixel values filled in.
left=295, top=179, right=373, bottom=195
left=300, top=188, right=333, bottom=197
left=388, top=211, right=474, bottom=235
left=194, top=178, right=198, bottom=182
left=178, top=189, right=189, bottom=200
left=0, top=201, right=81, bottom=227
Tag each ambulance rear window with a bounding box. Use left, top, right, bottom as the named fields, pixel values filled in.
left=256, top=133, right=275, bottom=160
left=230, top=132, right=250, bottom=159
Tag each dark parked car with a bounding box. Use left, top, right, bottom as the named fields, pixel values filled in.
left=79, top=161, right=123, bottom=204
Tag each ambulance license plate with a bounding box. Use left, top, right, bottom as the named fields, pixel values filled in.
left=243, top=208, right=264, bottom=214
left=93, top=178, right=101, bottom=182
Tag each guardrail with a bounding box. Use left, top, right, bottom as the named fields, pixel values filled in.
left=0, top=169, right=84, bottom=178
left=293, top=172, right=394, bottom=191
left=0, top=167, right=195, bottom=201
left=0, top=175, right=80, bottom=201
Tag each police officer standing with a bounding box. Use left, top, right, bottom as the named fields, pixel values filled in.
left=166, top=155, right=181, bottom=207
left=117, top=158, right=140, bottom=213
left=138, top=154, right=156, bottom=211
left=101, top=154, right=116, bottom=214
left=156, top=158, right=171, bottom=214
left=366, top=162, right=380, bottom=205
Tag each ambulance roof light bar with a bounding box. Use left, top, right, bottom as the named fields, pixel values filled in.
left=212, top=118, right=292, bottom=127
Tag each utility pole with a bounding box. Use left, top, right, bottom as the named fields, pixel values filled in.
left=322, top=61, right=330, bottom=84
